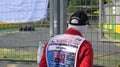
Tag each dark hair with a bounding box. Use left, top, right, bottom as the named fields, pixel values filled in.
left=69, top=11, right=89, bottom=26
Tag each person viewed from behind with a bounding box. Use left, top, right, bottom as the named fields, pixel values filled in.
left=39, top=11, right=94, bottom=67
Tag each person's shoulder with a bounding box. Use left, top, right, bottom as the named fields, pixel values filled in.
left=52, top=34, right=64, bottom=38
left=82, top=39, right=92, bottom=48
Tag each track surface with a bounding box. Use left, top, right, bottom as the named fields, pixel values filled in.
left=0, top=28, right=50, bottom=47
left=0, top=27, right=120, bottom=56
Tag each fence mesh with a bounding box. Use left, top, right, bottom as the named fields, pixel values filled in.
left=0, top=0, right=120, bottom=67
left=67, top=0, right=120, bottom=67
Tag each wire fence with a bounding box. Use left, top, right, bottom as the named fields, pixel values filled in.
left=67, top=0, right=120, bottom=67
left=0, top=0, right=120, bottom=67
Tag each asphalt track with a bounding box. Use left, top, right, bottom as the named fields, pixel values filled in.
left=0, top=27, right=120, bottom=67
left=0, top=28, right=50, bottom=48
left=0, top=27, right=119, bottom=55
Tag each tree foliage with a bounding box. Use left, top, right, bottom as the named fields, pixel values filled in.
left=67, top=0, right=99, bottom=13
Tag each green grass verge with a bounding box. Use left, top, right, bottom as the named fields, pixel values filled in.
left=94, top=54, right=120, bottom=67
left=0, top=48, right=37, bottom=60
left=92, top=23, right=120, bottom=40
left=104, top=29, right=120, bottom=40
left=0, top=23, right=49, bottom=30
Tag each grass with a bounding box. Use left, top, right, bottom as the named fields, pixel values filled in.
left=91, top=22, right=120, bottom=40
left=94, top=54, right=120, bottom=67
left=0, top=22, right=49, bottom=30
left=104, top=29, right=120, bottom=40
left=0, top=48, right=37, bottom=60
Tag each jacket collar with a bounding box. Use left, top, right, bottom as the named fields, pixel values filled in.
left=65, top=28, right=83, bottom=37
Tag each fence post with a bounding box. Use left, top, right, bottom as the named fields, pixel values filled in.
left=50, top=0, right=54, bottom=37
left=60, top=0, right=67, bottom=34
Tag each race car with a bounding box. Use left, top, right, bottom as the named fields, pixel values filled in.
left=19, top=25, right=35, bottom=31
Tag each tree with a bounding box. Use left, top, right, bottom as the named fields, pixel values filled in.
left=67, top=0, right=99, bottom=13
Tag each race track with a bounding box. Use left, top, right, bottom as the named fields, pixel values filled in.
left=0, top=28, right=50, bottom=48
left=0, top=27, right=120, bottom=67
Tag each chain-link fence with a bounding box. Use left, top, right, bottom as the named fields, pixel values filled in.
left=67, top=0, right=120, bottom=67
left=0, top=0, right=120, bottom=67
left=97, top=0, right=120, bottom=66
left=0, top=23, right=50, bottom=61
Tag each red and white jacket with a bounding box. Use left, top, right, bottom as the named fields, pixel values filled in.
left=39, top=28, right=93, bottom=67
